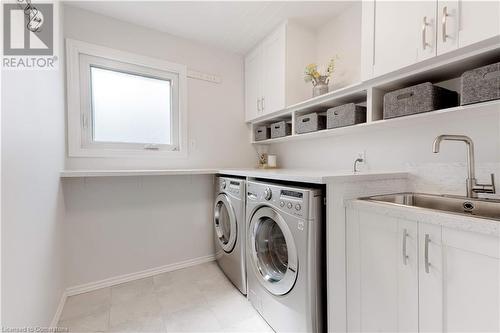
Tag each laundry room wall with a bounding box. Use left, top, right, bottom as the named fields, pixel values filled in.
left=61, top=5, right=246, bottom=289
left=63, top=4, right=255, bottom=171
left=62, top=175, right=215, bottom=288
left=1, top=5, right=66, bottom=327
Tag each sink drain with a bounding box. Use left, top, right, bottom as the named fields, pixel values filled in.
left=463, top=201, right=475, bottom=212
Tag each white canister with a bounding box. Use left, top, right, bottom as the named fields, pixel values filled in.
left=267, top=155, right=277, bottom=168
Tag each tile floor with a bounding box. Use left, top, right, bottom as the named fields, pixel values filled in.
left=58, top=262, right=273, bottom=332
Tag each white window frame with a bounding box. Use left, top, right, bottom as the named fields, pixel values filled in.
left=66, top=38, right=188, bottom=158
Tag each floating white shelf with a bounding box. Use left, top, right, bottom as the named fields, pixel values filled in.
left=252, top=99, right=500, bottom=145
left=249, top=82, right=369, bottom=125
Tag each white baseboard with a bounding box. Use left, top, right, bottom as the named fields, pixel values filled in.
left=65, top=254, right=216, bottom=297
left=50, top=290, right=67, bottom=327
left=50, top=255, right=216, bottom=326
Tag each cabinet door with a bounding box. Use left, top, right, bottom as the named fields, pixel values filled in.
left=244, top=47, right=262, bottom=122
left=373, top=1, right=436, bottom=76
left=441, top=227, right=500, bottom=332
left=261, top=24, right=286, bottom=115
left=437, top=1, right=459, bottom=55
left=416, top=1, right=438, bottom=62
left=458, top=0, right=500, bottom=48
left=418, top=223, right=443, bottom=332
left=346, top=209, right=418, bottom=332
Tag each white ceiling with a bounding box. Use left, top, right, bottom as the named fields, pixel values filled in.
left=66, top=1, right=354, bottom=54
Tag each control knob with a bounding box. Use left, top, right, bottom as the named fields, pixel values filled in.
left=264, top=188, right=272, bottom=201
left=220, top=180, right=226, bottom=190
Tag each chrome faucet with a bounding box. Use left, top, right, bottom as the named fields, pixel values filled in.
left=432, top=135, right=495, bottom=198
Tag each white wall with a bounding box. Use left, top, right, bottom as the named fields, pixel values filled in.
left=62, top=175, right=215, bottom=287
left=1, top=8, right=66, bottom=327
left=316, top=2, right=361, bottom=90
left=63, top=5, right=255, bottom=171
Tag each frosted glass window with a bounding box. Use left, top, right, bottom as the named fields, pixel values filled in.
left=90, top=67, right=172, bottom=145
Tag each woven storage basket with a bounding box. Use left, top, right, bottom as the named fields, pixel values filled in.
left=270, top=121, right=292, bottom=139
left=327, top=103, right=366, bottom=129
left=461, top=62, right=500, bottom=105
left=254, top=125, right=270, bottom=141
left=296, top=113, right=326, bottom=134
left=383, top=82, right=458, bottom=119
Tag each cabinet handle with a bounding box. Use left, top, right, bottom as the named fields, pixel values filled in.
left=424, top=233, right=431, bottom=273
left=442, top=6, right=448, bottom=42
left=402, top=228, right=409, bottom=265
left=422, top=16, right=429, bottom=50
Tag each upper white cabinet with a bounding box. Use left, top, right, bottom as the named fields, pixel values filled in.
left=371, top=1, right=436, bottom=77
left=363, top=0, right=500, bottom=79
left=245, top=47, right=264, bottom=122
left=347, top=208, right=500, bottom=333
left=244, top=21, right=315, bottom=122
left=261, top=25, right=286, bottom=118
left=456, top=0, right=500, bottom=49
left=438, top=0, right=500, bottom=55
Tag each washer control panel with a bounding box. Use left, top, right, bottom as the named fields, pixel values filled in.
left=227, top=180, right=242, bottom=196
left=277, top=189, right=306, bottom=217
left=217, top=177, right=244, bottom=199
left=246, top=181, right=322, bottom=220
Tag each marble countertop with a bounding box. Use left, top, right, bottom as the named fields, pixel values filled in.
left=218, top=169, right=408, bottom=184
left=60, top=168, right=408, bottom=184
left=347, top=198, right=500, bottom=236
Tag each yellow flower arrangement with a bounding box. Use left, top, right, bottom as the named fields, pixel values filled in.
left=304, top=57, right=338, bottom=86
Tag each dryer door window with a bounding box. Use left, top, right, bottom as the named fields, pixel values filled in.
left=249, top=207, right=298, bottom=295
left=214, top=194, right=237, bottom=253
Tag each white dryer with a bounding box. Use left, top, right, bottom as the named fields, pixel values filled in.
left=246, top=180, right=324, bottom=332
left=214, top=176, right=246, bottom=295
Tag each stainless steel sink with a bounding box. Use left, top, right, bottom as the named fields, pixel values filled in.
left=360, top=193, right=500, bottom=221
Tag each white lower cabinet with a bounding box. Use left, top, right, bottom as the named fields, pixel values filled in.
left=441, top=227, right=500, bottom=332
left=418, top=223, right=443, bottom=332
left=347, top=208, right=500, bottom=332
left=347, top=210, right=418, bottom=332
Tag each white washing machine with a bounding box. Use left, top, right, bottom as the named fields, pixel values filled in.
left=246, top=180, right=324, bottom=332
left=213, top=176, right=246, bottom=295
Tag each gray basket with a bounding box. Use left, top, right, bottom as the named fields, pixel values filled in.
left=461, top=62, right=500, bottom=105
left=270, top=120, right=292, bottom=139
left=326, top=103, right=367, bottom=129
left=296, top=113, right=326, bottom=134
left=383, top=82, right=458, bottom=119
left=254, top=125, right=270, bottom=141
